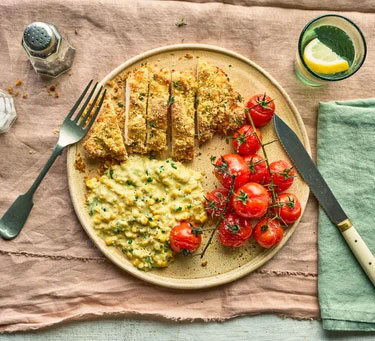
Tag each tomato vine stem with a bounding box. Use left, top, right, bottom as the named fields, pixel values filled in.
left=244, top=108, right=280, bottom=220
left=200, top=174, right=236, bottom=259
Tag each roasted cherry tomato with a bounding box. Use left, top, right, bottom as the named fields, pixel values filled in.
left=246, top=93, right=275, bottom=127
left=214, top=154, right=250, bottom=190
left=169, top=221, right=201, bottom=254
left=265, top=160, right=295, bottom=192
left=253, top=218, right=283, bottom=248
left=243, top=154, right=269, bottom=184
left=204, top=188, right=233, bottom=217
left=232, top=182, right=269, bottom=219
left=275, top=193, right=302, bottom=224
left=232, top=125, right=262, bottom=156
left=218, top=212, right=253, bottom=247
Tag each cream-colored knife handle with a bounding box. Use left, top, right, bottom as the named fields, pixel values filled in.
left=341, top=225, right=375, bottom=285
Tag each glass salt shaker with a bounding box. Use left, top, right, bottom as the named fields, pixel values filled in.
left=0, top=90, right=17, bottom=134
left=22, top=22, right=76, bottom=78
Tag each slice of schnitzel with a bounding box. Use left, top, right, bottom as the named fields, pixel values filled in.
left=170, top=71, right=197, bottom=162
left=197, top=61, right=245, bottom=143
left=146, top=66, right=171, bottom=153
left=83, top=100, right=127, bottom=161
left=124, top=66, right=149, bottom=154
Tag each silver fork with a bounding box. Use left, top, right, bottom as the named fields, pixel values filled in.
left=0, top=80, right=106, bottom=240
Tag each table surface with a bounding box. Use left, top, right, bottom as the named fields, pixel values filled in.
left=1, top=315, right=375, bottom=340
left=2, top=0, right=375, bottom=337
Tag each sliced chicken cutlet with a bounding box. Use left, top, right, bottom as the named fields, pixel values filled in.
left=197, top=61, right=245, bottom=143
left=125, top=66, right=149, bottom=154
left=146, top=66, right=171, bottom=153
left=171, top=71, right=197, bottom=162
left=83, top=100, right=127, bottom=161
left=105, top=73, right=127, bottom=132
left=196, top=61, right=219, bottom=144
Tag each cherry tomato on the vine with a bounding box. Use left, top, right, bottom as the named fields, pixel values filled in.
left=169, top=221, right=201, bottom=254
left=218, top=212, right=253, bottom=247
left=232, top=182, right=269, bottom=219
left=275, top=193, right=302, bottom=224
left=246, top=93, right=275, bottom=127
left=253, top=218, right=283, bottom=248
left=204, top=188, right=233, bottom=217
left=214, top=154, right=250, bottom=190
left=243, top=154, right=269, bottom=184
left=265, top=160, right=295, bottom=192
left=232, top=125, right=262, bottom=156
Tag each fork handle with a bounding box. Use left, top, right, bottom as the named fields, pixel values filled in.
left=0, top=144, right=64, bottom=240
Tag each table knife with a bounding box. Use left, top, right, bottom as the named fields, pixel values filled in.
left=273, top=114, right=375, bottom=285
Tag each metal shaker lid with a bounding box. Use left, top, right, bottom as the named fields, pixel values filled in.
left=23, top=22, right=55, bottom=54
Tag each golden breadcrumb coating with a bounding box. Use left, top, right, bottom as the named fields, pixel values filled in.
left=171, top=71, right=197, bottom=162
left=125, top=66, right=149, bottom=154
left=197, top=61, right=245, bottom=143
left=146, top=66, right=171, bottom=153
left=83, top=100, right=127, bottom=161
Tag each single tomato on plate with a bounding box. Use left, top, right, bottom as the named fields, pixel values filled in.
left=243, top=154, right=269, bottom=184
left=253, top=218, right=283, bottom=248
left=246, top=93, right=275, bottom=127
left=214, top=154, right=250, bottom=190
left=232, top=125, right=262, bottom=156
left=232, top=182, right=269, bottom=219
left=275, top=193, right=302, bottom=224
left=204, top=188, right=233, bottom=217
left=218, top=212, right=253, bottom=247
left=265, top=160, right=295, bottom=192
left=169, top=221, right=201, bottom=254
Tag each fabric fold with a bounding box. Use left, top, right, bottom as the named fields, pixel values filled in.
left=317, top=99, right=375, bottom=331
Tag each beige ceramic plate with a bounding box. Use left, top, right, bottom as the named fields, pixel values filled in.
left=67, top=44, right=311, bottom=289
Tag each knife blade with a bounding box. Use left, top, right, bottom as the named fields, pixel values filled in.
left=273, top=114, right=375, bottom=285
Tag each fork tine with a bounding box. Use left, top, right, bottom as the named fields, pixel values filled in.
left=73, top=82, right=98, bottom=123
left=79, top=86, right=103, bottom=127
left=66, top=80, right=93, bottom=120
left=84, top=89, right=107, bottom=132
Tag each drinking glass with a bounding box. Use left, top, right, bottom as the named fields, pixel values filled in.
left=295, top=14, right=367, bottom=87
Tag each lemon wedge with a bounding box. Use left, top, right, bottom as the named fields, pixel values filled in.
left=303, top=38, right=349, bottom=75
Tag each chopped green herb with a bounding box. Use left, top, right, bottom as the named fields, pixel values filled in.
left=175, top=17, right=187, bottom=27
left=109, top=170, right=114, bottom=179
left=117, top=102, right=124, bottom=108
left=102, top=207, right=107, bottom=212
left=171, top=162, right=177, bottom=169
left=187, top=204, right=192, bottom=209
left=146, top=256, right=154, bottom=264
left=229, top=64, right=232, bottom=68
left=175, top=206, right=182, bottom=211
left=173, top=80, right=183, bottom=91
left=147, top=177, right=153, bottom=183
left=145, top=169, right=149, bottom=175
left=113, top=228, right=120, bottom=234
left=149, top=121, right=156, bottom=128
left=168, top=96, right=175, bottom=105
left=153, top=75, right=157, bottom=81
left=210, top=155, right=217, bottom=163
left=225, top=137, right=230, bottom=144
left=126, top=180, right=136, bottom=187
left=128, top=239, right=133, bottom=244
left=88, top=198, right=99, bottom=216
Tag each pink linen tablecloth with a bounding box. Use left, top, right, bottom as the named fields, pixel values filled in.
left=1, top=0, right=374, bottom=333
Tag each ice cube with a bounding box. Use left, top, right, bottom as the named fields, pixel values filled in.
left=0, top=90, right=17, bottom=134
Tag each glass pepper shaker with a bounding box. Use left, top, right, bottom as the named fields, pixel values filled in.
left=0, top=90, right=17, bottom=134
left=22, top=22, right=76, bottom=78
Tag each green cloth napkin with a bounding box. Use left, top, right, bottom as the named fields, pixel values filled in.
left=317, top=99, right=375, bottom=331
